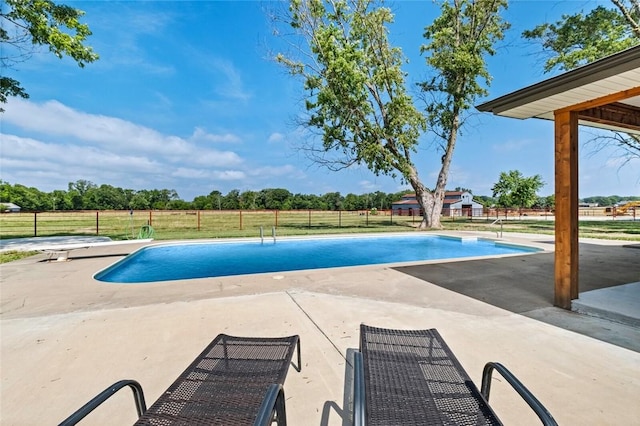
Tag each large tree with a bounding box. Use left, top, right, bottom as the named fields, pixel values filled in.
left=418, top=0, right=509, bottom=227
left=492, top=170, right=544, bottom=210
left=523, top=1, right=640, bottom=163
left=0, top=0, right=99, bottom=110
left=275, top=0, right=507, bottom=228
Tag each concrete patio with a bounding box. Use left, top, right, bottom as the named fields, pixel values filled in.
left=1, top=232, right=639, bottom=425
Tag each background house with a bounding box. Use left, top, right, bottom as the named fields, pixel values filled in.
left=0, top=203, right=22, bottom=213
left=392, top=191, right=484, bottom=217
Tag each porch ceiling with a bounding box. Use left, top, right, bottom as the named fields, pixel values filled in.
left=476, top=45, right=640, bottom=134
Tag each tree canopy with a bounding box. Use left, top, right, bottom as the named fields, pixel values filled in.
left=491, top=170, right=544, bottom=209
left=0, top=0, right=98, bottom=110
left=522, top=4, right=639, bottom=73
left=3, top=179, right=637, bottom=212
left=0, top=180, right=412, bottom=212
left=522, top=0, right=640, bottom=163
left=275, top=0, right=508, bottom=228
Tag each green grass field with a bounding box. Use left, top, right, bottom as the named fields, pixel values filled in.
left=1, top=210, right=638, bottom=264
left=0, top=209, right=638, bottom=241
left=0, top=210, right=416, bottom=240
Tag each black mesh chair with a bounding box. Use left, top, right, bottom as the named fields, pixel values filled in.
left=59, top=334, right=301, bottom=426
left=353, top=325, right=556, bottom=426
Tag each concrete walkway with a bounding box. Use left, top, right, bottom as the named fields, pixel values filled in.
left=1, top=233, right=639, bottom=425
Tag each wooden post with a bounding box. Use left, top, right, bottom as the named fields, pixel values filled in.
left=554, top=109, right=579, bottom=309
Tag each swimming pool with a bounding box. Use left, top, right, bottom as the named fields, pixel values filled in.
left=95, top=234, right=539, bottom=283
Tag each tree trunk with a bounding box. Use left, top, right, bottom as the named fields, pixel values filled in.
left=431, top=108, right=461, bottom=228
left=406, top=163, right=437, bottom=229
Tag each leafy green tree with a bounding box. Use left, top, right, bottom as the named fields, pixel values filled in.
left=130, top=193, right=151, bottom=210
left=418, top=0, right=508, bottom=226
left=289, top=193, right=311, bottom=209
left=222, top=189, right=241, bottom=209
left=491, top=170, right=545, bottom=209
left=276, top=0, right=507, bottom=228
left=0, top=0, right=99, bottom=110
left=0, top=181, right=12, bottom=204
left=209, top=190, right=223, bottom=210
left=191, top=195, right=211, bottom=210
left=90, top=184, right=128, bottom=210
left=50, top=189, right=71, bottom=210
left=523, top=1, right=640, bottom=162
left=545, top=194, right=555, bottom=210
left=260, top=188, right=292, bottom=210
left=473, top=194, right=495, bottom=207
left=343, top=193, right=362, bottom=211
left=2, top=183, right=48, bottom=210
left=239, top=190, right=258, bottom=210
left=321, top=192, right=343, bottom=211
left=167, top=199, right=191, bottom=210
left=523, top=5, right=638, bottom=72
left=369, top=191, right=389, bottom=209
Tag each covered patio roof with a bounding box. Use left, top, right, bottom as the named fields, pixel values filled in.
left=477, top=45, right=640, bottom=134
left=477, top=45, right=640, bottom=309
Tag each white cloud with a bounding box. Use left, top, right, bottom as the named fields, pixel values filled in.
left=0, top=99, right=256, bottom=197
left=1, top=134, right=164, bottom=175
left=3, top=98, right=243, bottom=167
left=172, top=168, right=246, bottom=181
left=190, top=127, right=242, bottom=144
left=268, top=132, right=285, bottom=143
left=358, top=180, right=380, bottom=192
left=187, top=150, right=243, bottom=167
left=4, top=99, right=189, bottom=154
left=248, top=165, right=305, bottom=179
left=214, top=170, right=246, bottom=180
left=210, top=58, right=252, bottom=101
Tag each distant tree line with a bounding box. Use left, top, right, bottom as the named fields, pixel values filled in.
left=0, top=180, right=413, bottom=212
left=1, top=180, right=636, bottom=212
left=581, top=195, right=640, bottom=207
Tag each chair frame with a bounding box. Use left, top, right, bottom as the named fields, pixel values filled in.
left=59, top=334, right=301, bottom=426
left=353, top=325, right=556, bottom=426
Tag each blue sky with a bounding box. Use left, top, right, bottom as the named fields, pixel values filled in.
left=2, top=0, right=638, bottom=201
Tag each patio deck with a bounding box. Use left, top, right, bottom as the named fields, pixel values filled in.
left=1, top=232, right=639, bottom=425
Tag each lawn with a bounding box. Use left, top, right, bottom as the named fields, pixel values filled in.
left=0, top=210, right=638, bottom=247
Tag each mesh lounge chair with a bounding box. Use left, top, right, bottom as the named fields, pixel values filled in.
left=353, top=325, right=557, bottom=426
left=59, top=334, right=301, bottom=426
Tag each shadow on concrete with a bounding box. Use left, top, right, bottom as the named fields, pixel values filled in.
left=394, top=243, right=640, bottom=352
left=394, top=243, right=640, bottom=314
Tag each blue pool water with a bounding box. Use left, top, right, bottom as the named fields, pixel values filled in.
left=95, top=235, right=538, bottom=283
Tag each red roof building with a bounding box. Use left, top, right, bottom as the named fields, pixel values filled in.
left=392, top=191, right=484, bottom=216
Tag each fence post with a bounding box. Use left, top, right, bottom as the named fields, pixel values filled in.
left=34, top=212, right=38, bottom=237
left=390, top=208, right=393, bottom=225
left=197, top=210, right=201, bottom=231
left=366, top=210, right=369, bottom=226
left=308, top=209, right=311, bottom=229
left=239, top=210, right=243, bottom=230
left=149, top=211, right=153, bottom=226
left=96, top=211, right=99, bottom=235
left=275, top=210, right=278, bottom=227
left=339, top=210, right=342, bottom=227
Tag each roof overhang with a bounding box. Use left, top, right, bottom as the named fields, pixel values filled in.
left=476, top=45, right=640, bottom=135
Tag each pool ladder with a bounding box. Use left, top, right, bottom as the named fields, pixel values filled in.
left=260, top=226, right=276, bottom=243
left=491, top=219, right=503, bottom=238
